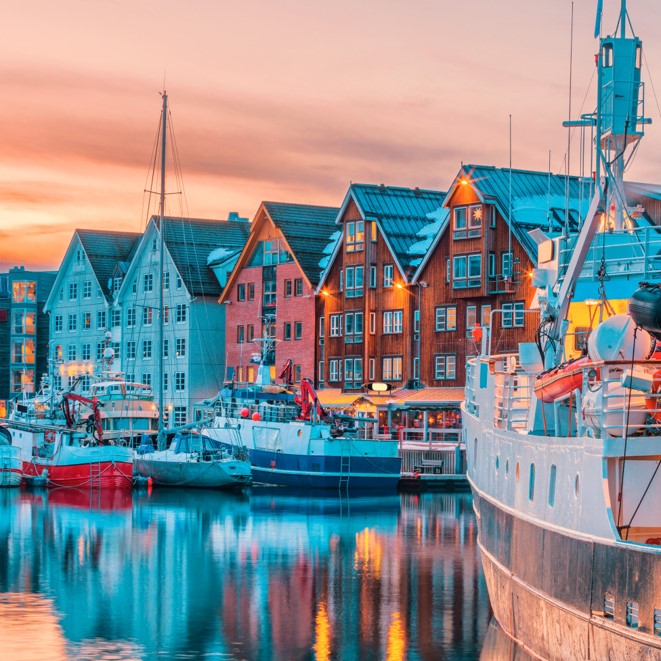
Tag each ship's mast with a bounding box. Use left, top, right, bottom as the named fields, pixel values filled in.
left=157, top=92, right=167, bottom=451
left=543, top=0, right=650, bottom=367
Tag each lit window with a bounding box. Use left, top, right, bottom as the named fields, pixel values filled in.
left=435, top=306, right=457, bottom=332
left=434, top=354, right=457, bottom=380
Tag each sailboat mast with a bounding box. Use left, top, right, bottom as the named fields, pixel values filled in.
left=158, top=92, right=167, bottom=450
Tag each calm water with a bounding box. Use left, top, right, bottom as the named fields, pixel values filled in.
left=0, top=487, right=513, bottom=660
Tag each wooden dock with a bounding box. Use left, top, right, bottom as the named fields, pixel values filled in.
left=397, top=443, right=469, bottom=492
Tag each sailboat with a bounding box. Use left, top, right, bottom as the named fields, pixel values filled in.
left=464, top=2, right=661, bottom=658
left=131, top=92, right=252, bottom=490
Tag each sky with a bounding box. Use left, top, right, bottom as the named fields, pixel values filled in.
left=1, top=0, right=661, bottom=271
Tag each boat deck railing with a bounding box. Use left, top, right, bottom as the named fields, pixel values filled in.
left=215, top=401, right=302, bottom=424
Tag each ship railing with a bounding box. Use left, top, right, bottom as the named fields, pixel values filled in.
left=399, top=445, right=466, bottom=475
left=215, top=401, right=300, bottom=424
left=489, top=354, right=536, bottom=431
left=464, top=357, right=479, bottom=416
left=398, top=427, right=461, bottom=447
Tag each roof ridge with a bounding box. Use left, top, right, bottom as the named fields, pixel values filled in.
left=464, top=164, right=588, bottom=180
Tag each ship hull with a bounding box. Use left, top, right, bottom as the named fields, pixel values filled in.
left=471, top=484, right=661, bottom=660
left=133, top=456, right=252, bottom=489
left=23, top=459, right=134, bottom=489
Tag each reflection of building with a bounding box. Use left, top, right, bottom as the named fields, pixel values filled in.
left=0, top=267, right=56, bottom=407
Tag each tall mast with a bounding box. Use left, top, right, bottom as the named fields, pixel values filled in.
left=158, top=92, right=167, bottom=450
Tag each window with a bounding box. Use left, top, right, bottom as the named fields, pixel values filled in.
left=176, top=338, right=186, bottom=357
left=371, top=222, right=377, bottom=242
left=319, top=317, right=325, bottom=340
left=627, top=602, right=639, bottom=629
left=83, top=280, right=91, bottom=299
left=414, top=309, right=420, bottom=333
left=549, top=465, right=557, bottom=507
left=111, top=342, right=120, bottom=360
left=514, top=301, right=525, bottom=327
left=413, top=357, right=420, bottom=380
left=237, top=283, right=246, bottom=301
left=468, top=204, right=482, bottom=235
left=163, top=372, right=168, bottom=391
left=382, top=356, right=402, bottom=381
left=111, top=309, right=121, bottom=327
left=131, top=280, right=137, bottom=294
left=163, top=271, right=170, bottom=290
left=529, top=463, right=535, bottom=501
left=143, top=273, right=153, bottom=292
left=466, top=305, right=477, bottom=331
left=294, top=278, right=303, bottom=297
left=97, top=310, right=106, bottom=330
left=11, top=339, right=35, bottom=364
left=329, top=359, right=342, bottom=382
left=69, top=283, right=78, bottom=301
left=163, top=339, right=169, bottom=358
left=82, top=312, right=91, bottom=330
left=248, top=283, right=255, bottom=300
left=369, top=266, right=377, bottom=289
left=127, top=307, right=136, bottom=327
left=96, top=342, right=105, bottom=360
left=383, top=310, right=402, bottom=334
left=175, top=372, right=185, bottom=391
left=143, top=307, right=153, bottom=326
left=68, top=314, right=77, bottom=332
left=453, top=207, right=467, bottom=234
left=176, top=304, right=187, bottom=323
left=284, top=280, right=293, bottom=297
left=369, top=312, right=376, bottom=334
left=345, top=266, right=364, bottom=298
left=54, top=315, right=63, bottom=333
left=435, top=306, right=457, bottom=332
left=59, top=288, right=64, bottom=301
left=453, top=254, right=482, bottom=288
left=383, top=264, right=394, bottom=288
left=67, top=345, right=76, bottom=361
left=294, top=321, right=302, bottom=340
left=489, top=205, right=497, bottom=228
left=346, top=221, right=364, bottom=252
left=164, top=306, right=170, bottom=324
left=501, top=252, right=512, bottom=278
left=142, top=340, right=152, bottom=359
left=13, top=311, right=36, bottom=335
left=368, top=357, right=375, bottom=380
left=237, top=326, right=245, bottom=343
left=318, top=361, right=325, bottom=384
left=176, top=274, right=183, bottom=289
left=173, top=406, right=187, bottom=425
left=502, top=301, right=525, bottom=328
left=339, top=268, right=343, bottom=292
left=54, top=345, right=63, bottom=361
left=126, top=341, right=136, bottom=360
left=82, top=344, right=91, bottom=361
left=247, top=324, right=254, bottom=342
left=263, top=281, right=276, bottom=307
left=446, top=257, right=451, bottom=284
left=488, top=253, right=496, bottom=277
left=453, top=205, right=482, bottom=238
left=330, top=314, right=342, bottom=337
left=283, top=322, right=291, bottom=341
left=151, top=237, right=158, bottom=252
left=345, top=312, right=363, bottom=343
left=141, top=373, right=152, bottom=387
left=481, top=305, right=492, bottom=327
left=434, top=354, right=457, bottom=380
left=344, top=357, right=363, bottom=387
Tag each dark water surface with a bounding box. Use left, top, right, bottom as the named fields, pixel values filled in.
left=0, top=487, right=500, bottom=660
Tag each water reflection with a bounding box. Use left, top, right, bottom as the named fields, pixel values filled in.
left=0, top=488, right=491, bottom=660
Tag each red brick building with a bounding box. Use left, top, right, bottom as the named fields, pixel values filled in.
left=220, top=201, right=339, bottom=383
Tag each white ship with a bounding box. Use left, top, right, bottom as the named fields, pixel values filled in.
left=465, top=2, right=661, bottom=659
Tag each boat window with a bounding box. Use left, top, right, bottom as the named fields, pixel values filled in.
left=528, top=463, right=535, bottom=501
left=574, top=473, right=580, bottom=498
left=626, top=601, right=639, bottom=629
left=495, top=455, right=499, bottom=471
left=548, top=465, right=557, bottom=507
left=515, top=461, right=520, bottom=482
left=505, top=459, right=509, bottom=475
left=654, top=609, right=661, bottom=636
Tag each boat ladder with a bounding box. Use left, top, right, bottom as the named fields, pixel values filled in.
left=90, top=462, right=102, bottom=489
left=338, top=451, right=351, bottom=491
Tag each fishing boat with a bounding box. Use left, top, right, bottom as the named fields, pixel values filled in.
left=133, top=431, right=252, bottom=489
left=464, top=2, right=661, bottom=658
left=203, top=346, right=402, bottom=490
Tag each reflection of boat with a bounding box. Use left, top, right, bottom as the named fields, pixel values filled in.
left=134, top=431, right=252, bottom=489
left=465, top=4, right=661, bottom=658
left=205, top=355, right=401, bottom=490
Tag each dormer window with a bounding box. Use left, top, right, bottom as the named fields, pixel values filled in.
left=346, top=221, right=364, bottom=252
left=454, top=205, right=482, bottom=239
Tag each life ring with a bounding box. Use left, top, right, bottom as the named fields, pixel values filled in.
left=644, top=370, right=661, bottom=422
left=44, top=429, right=56, bottom=444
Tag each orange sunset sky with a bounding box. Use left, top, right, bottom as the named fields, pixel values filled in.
left=1, top=0, right=661, bottom=271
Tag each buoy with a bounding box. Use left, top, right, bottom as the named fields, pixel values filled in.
left=471, top=323, right=483, bottom=344
left=240, top=408, right=250, bottom=418
left=270, top=460, right=276, bottom=469
left=251, top=411, right=261, bottom=421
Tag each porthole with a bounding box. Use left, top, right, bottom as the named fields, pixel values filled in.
left=495, top=455, right=500, bottom=471
left=528, top=463, right=535, bottom=501
left=548, top=465, right=557, bottom=507
left=505, top=459, right=509, bottom=475
left=515, top=461, right=520, bottom=482
left=297, top=429, right=302, bottom=437
left=575, top=473, right=580, bottom=497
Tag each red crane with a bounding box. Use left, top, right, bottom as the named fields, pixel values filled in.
left=61, top=393, right=105, bottom=444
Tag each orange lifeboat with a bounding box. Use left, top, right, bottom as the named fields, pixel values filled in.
left=534, top=356, right=592, bottom=404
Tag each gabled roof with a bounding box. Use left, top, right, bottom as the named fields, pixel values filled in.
left=77, top=230, right=141, bottom=300
left=445, top=165, right=594, bottom=261
left=160, top=216, right=251, bottom=296
left=262, top=202, right=339, bottom=286
left=318, top=183, right=446, bottom=289
left=45, top=229, right=140, bottom=311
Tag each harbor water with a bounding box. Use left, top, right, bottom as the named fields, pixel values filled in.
left=0, top=488, right=503, bottom=660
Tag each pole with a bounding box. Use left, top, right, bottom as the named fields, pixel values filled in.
left=158, top=92, right=167, bottom=451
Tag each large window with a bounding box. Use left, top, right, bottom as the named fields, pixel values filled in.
left=345, top=266, right=364, bottom=298
left=382, top=356, right=403, bottom=381
left=344, top=312, right=363, bottom=343
left=434, top=354, right=457, bottom=380
left=435, top=306, right=457, bottom=332
left=13, top=311, right=36, bottom=335
left=11, top=339, right=35, bottom=364
left=329, top=358, right=342, bottom=382
left=453, top=205, right=482, bottom=239
left=12, top=281, right=37, bottom=303
left=453, top=254, right=482, bottom=289
left=346, top=221, right=365, bottom=252
left=383, top=310, right=403, bottom=335
left=502, top=301, right=525, bottom=328
left=330, top=314, right=343, bottom=337
left=344, top=357, right=363, bottom=388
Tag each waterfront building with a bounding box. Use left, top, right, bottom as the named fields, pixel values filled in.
left=0, top=267, right=56, bottom=410
left=220, top=201, right=338, bottom=384
left=45, top=230, right=140, bottom=391
left=116, top=215, right=250, bottom=426
left=316, top=184, right=446, bottom=392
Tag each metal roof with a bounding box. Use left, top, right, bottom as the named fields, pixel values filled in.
left=350, top=184, right=446, bottom=275
left=77, top=229, right=140, bottom=302
left=389, top=387, right=465, bottom=407
left=159, top=216, right=251, bottom=297
left=263, top=202, right=339, bottom=286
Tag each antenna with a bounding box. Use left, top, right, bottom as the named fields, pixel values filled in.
left=594, top=0, right=603, bottom=38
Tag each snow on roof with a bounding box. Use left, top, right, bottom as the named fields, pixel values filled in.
left=318, top=230, right=342, bottom=269
left=207, top=247, right=236, bottom=266
left=406, top=207, right=449, bottom=257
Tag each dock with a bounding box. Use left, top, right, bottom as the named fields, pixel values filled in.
left=397, top=442, right=469, bottom=492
